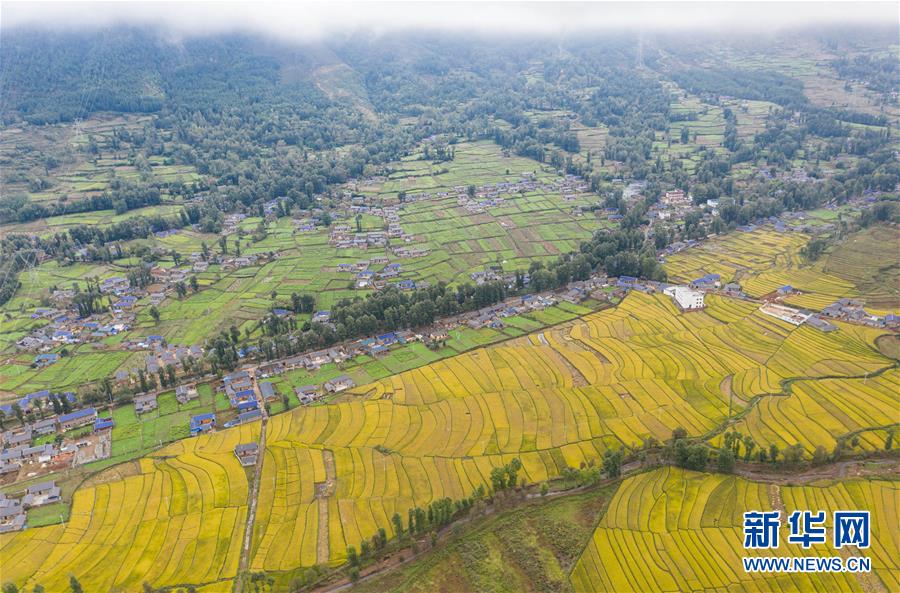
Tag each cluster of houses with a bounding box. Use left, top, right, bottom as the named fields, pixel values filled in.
left=0, top=480, right=62, bottom=533
left=616, top=273, right=746, bottom=312
left=465, top=293, right=560, bottom=330
left=142, top=343, right=204, bottom=375
left=330, top=227, right=390, bottom=250
left=219, top=253, right=270, bottom=271
left=357, top=331, right=418, bottom=357
left=753, top=166, right=819, bottom=185
left=222, top=212, right=247, bottom=234
left=17, top=304, right=131, bottom=355
left=822, top=299, right=899, bottom=330
left=391, top=245, right=430, bottom=259
left=220, top=371, right=263, bottom=427
left=336, top=258, right=411, bottom=290
left=258, top=347, right=349, bottom=378
left=661, top=189, right=693, bottom=208
left=293, top=218, right=319, bottom=233
left=1, top=404, right=105, bottom=477
left=0, top=390, right=77, bottom=420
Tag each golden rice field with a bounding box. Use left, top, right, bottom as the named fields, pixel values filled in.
left=0, top=423, right=259, bottom=593
left=664, top=228, right=809, bottom=284
left=1, top=291, right=895, bottom=590
left=664, top=228, right=874, bottom=312
left=719, top=370, right=900, bottom=455
left=822, top=226, right=900, bottom=310
left=571, top=467, right=899, bottom=593
left=250, top=291, right=893, bottom=571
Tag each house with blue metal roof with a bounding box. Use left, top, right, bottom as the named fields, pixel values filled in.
left=33, top=353, right=59, bottom=368
left=94, top=417, right=115, bottom=432
left=59, top=408, right=97, bottom=431
left=236, top=400, right=258, bottom=413
left=190, top=413, right=216, bottom=435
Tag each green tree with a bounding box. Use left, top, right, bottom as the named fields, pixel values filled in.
left=812, top=445, right=828, bottom=465
left=69, top=577, right=83, bottom=593
left=391, top=512, right=403, bottom=538
left=602, top=448, right=623, bottom=478
left=716, top=448, right=735, bottom=473
left=149, top=306, right=160, bottom=324
left=783, top=444, right=804, bottom=464
left=2, top=582, right=20, bottom=593
left=12, top=403, right=23, bottom=425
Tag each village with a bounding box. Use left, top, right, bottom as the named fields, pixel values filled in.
left=1, top=164, right=895, bottom=535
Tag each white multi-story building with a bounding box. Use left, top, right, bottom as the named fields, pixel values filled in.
left=664, top=286, right=705, bottom=311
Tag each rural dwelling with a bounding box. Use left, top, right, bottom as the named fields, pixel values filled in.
left=759, top=303, right=810, bottom=326
left=324, top=375, right=355, bottom=393
left=0, top=447, right=24, bottom=464
left=295, top=385, right=319, bottom=404
left=189, top=413, right=216, bottom=435
left=234, top=442, right=259, bottom=466
left=0, top=496, right=25, bottom=533
left=806, top=316, right=838, bottom=333
left=689, top=274, right=720, bottom=290
left=21, top=444, right=56, bottom=463
left=259, top=381, right=278, bottom=402
left=0, top=460, right=21, bottom=475
left=23, top=480, right=61, bottom=507
left=776, top=285, right=794, bottom=296
left=229, top=389, right=256, bottom=409
left=664, top=286, right=705, bottom=311
left=58, top=408, right=97, bottom=431
left=134, top=393, right=158, bottom=414
left=175, top=385, right=199, bottom=405
left=31, top=418, right=58, bottom=436
left=2, top=428, right=32, bottom=448
left=33, top=353, right=59, bottom=367
left=94, top=417, right=115, bottom=432
left=723, top=283, right=743, bottom=296
left=237, top=409, right=262, bottom=424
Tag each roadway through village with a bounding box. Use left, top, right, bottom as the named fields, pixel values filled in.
left=235, top=368, right=270, bottom=593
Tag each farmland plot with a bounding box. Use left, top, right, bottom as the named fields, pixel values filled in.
left=571, top=467, right=899, bottom=593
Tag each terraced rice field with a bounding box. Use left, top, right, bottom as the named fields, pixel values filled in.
left=664, top=227, right=886, bottom=312
left=1, top=291, right=894, bottom=590
left=571, top=467, right=899, bottom=592
left=0, top=423, right=259, bottom=592
left=250, top=291, right=892, bottom=572
left=720, top=370, right=900, bottom=454
left=822, top=226, right=900, bottom=310
left=664, top=228, right=809, bottom=286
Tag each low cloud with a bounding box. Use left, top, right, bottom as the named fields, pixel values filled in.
left=2, top=1, right=896, bottom=40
